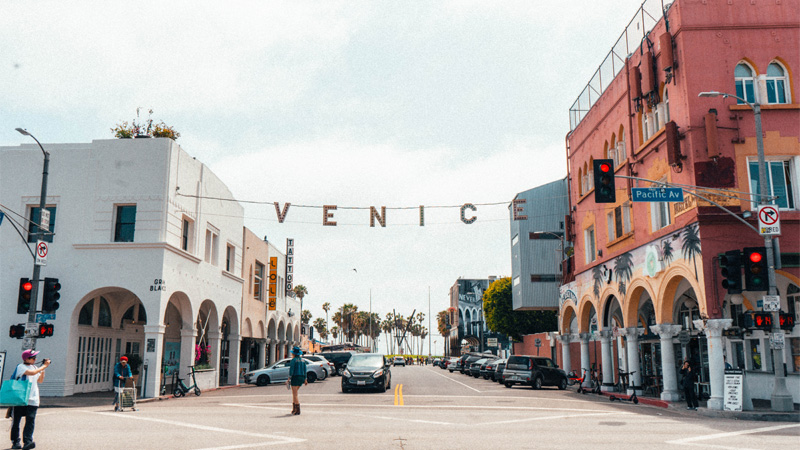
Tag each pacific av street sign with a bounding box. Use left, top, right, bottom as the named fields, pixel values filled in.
left=631, top=187, right=684, bottom=202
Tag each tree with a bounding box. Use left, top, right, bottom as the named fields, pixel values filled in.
left=436, top=310, right=451, bottom=339
left=331, top=326, right=339, bottom=343
left=293, top=285, right=308, bottom=318
left=483, top=277, right=557, bottom=341
left=301, top=309, right=312, bottom=325
left=322, top=302, right=331, bottom=339
left=313, top=317, right=328, bottom=341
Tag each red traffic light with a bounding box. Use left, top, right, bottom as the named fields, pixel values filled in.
left=22, top=281, right=32, bottom=291
left=749, top=252, right=763, bottom=263
left=599, top=163, right=611, bottom=173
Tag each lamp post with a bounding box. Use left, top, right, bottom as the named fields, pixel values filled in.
left=15, top=128, right=49, bottom=351
left=698, top=91, right=792, bottom=412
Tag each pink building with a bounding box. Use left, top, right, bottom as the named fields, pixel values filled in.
left=558, top=0, right=799, bottom=410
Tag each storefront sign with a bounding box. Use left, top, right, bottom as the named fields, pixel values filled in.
left=285, top=239, right=294, bottom=294
left=723, top=369, right=743, bottom=412
left=487, top=338, right=498, bottom=347
left=269, top=257, right=278, bottom=311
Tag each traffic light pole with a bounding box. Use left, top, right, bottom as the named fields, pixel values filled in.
left=17, top=129, right=49, bottom=351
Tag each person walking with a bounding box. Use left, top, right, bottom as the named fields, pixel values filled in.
left=287, top=346, right=308, bottom=415
left=679, top=360, right=699, bottom=410
left=9, top=349, right=50, bottom=450
left=113, top=356, right=133, bottom=412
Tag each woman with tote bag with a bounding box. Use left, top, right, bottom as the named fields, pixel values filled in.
left=8, top=349, right=50, bottom=450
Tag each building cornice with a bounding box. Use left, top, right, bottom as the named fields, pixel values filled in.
left=73, top=242, right=203, bottom=264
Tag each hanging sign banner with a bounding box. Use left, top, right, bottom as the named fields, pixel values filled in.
left=285, top=239, right=294, bottom=295
left=268, top=257, right=278, bottom=311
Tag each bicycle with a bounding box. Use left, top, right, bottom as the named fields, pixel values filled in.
left=173, top=365, right=202, bottom=397
left=609, top=370, right=638, bottom=404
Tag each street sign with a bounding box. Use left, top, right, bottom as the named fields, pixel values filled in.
left=487, top=338, right=498, bottom=347
left=40, top=208, right=50, bottom=232
left=35, top=313, right=56, bottom=323
left=762, top=295, right=780, bottom=312
left=534, top=338, right=542, bottom=348
left=678, top=330, right=691, bottom=345
left=757, top=204, right=780, bottom=235
left=723, top=369, right=743, bottom=412
left=770, top=332, right=785, bottom=350
left=35, top=240, right=48, bottom=266
left=631, top=187, right=684, bottom=202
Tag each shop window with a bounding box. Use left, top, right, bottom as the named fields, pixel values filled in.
left=731, top=341, right=745, bottom=370
left=114, top=204, right=136, bottom=242
left=679, top=302, right=699, bottom=330
left=226, top=244, right=235, bottom=272
left=181, top=216, right=194, bottom=252
left=27, top=206, right=56, bottom=243
left=734, top=63, right=757, bottom=104
left=584, top=226, right=596, bottom=264
left=78, top=300, right=94, bottom=325
left=607, top=203, right=632, bottom=242
left=98, top=297, right=112, bottom=327
left=747, top=159, right=796, bottom=210
left=651, top=178, right=672, bottom=231
left=765, top=62, right=789, bottom=104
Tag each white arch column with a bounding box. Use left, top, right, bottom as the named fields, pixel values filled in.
left=579, top=333, right=591, bottom=388
left=142, top=324, right=166, bottom=398
left=558, top=334, right=572, bottom=374
left=599, top=330, right=614, bottom=391
left=620, top=327, right=645, bottom=395
left=278, top=340, right=286, bottom=360
left=208, top=330, right=222, bottom=389
left=650, top=324, right=682, bottom=402
left=694, top=318, right=733, bottom=410
left=180, top=328, right=197, bottom=379
left=269, top=339, right=277, bottom=366
left=259, top=339, right=268, bottom=368
left=227, top=333, right=241, bottom=386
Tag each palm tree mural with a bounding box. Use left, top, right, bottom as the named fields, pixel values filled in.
left=681, top=223, right=702, bottom=280
left=614, top=252, right=634, bottom=297
left=592, top=265, right=604, bottom=299
left=661, top=239, right=675, bottom=266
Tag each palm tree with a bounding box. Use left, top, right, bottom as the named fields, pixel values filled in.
left=681, top=224, right=702, bottom=280
left=322, top=302, right=331, bottom=339
left=313, top=317, right=328, bottom=341
left=293, top=285, right=308, bottom=319
left=331, top=326, right=339, bottom=343
left=301, top=309, right=312, bottom=325
left=381, top=318, right=394, bottom=354
left=341, top=304, right=358, bottom=343
left=436, top=310, right=450, bottom=339
left=419, top=326, right=428, bottom=356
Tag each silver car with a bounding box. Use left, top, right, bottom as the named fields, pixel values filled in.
left=244, top=358, right=326, bottom=386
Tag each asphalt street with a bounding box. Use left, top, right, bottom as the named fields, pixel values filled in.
left=4, top=365, right=799, bottom=449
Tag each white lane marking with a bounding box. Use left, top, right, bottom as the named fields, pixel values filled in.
left=425, top=366, right=481, bottom=392
left=223, top=402, right=617, bottom=414
left=667, top=423, right=800, bottom=448
left=410, top=419, right=453, bottom=425
left=225, top=403, right=454, bottom=426
left=216, top=392, right=599, bottom=404
left=88, top=411, right=305, bottom=447
left=478, top=411, right=623, bottom=426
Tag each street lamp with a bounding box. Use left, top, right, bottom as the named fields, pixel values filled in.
left=698, top=91, right=792, bottom=412
left=15, top=128, right=50, bottom=351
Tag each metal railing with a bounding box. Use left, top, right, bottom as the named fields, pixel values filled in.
left=569, top=0, right=669, bottom=131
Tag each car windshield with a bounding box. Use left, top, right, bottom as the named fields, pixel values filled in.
left=348, top=354, right=385, bottom=368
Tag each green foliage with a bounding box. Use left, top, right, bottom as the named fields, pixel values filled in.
left=111, top=108, right=180, bottom=140
left=483, top=277, right=557, bottom=341
left=124, top=354, right=143, bottom=375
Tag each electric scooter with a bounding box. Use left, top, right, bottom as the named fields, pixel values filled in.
left=609, top=370, right=639, bottom=404
left=173, top=365, right=202, bottom=397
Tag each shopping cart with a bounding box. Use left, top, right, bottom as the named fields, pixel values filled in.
left=119, top=378, right=137, bottom=412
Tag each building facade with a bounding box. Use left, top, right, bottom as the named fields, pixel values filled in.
left=560, top=0, right=799, bottom=409
left=1, top=138, right=245, bottom=397
left=447, top=277, right=509, bottom=356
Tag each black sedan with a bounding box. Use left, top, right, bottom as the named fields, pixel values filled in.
left=341, top=353, right=392, bottom=393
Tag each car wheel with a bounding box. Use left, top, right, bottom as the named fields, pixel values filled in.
left=256, top=375, right=270, bottom=386
left=307, top=372, right=317, bottom=383
left=377, top=380, right=387, bottom=393
left=342, top=386, right=350, bottom=393
left=558, top=378, right=568, bottom=390
left=504, top=382, right=513, bottom=389
left=387, top=376, right=391, bottom=390
left=533, top=376, right=543, bottom=390
left=321, top=368, right=328, bottom=379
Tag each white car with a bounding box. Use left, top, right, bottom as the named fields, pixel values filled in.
left=393, top=356, right=406, bottom=366
left=303, top=355, right=336, bottom=377
left=244, top=358, right=326, bottom=386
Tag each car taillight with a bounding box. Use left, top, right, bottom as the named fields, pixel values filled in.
left=526, top=377, right=530, bottom=381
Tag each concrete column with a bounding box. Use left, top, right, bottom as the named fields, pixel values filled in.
left=693, top=318, right=733, bottom=410
left=180, top=328, right=198, bottom=379
left=208, top=331, right=222, bottom=389
left=599, top=330, right=614, bottom=391
left=620, top=327, right=645, bottom=395
left=269, top=339, right=277, bottom=365
left=650, top=324, right=682, bottom=402
left=278, top=340, right=286, bottom=360
left=579, top=333, right=591, bottom=388
left=258, top=339, right=268, bottom=368
left=558, top=334, right=572, bottom=374
left=227, top=333, right=241, bottom=386
left=142, top=324, right=166, bottom=398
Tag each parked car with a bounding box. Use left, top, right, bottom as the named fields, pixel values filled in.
left=341, top=353, right=392, bottom=393
left=244, top=358, right=326, bottom=386
left=393, top=356, right=406, bottom=366
left=482, top=359, right=499, bottom=380
left=448, top=358, right=462, bottom=372
left=320, top=351, right=354, bottom=375
left=461, top=355, right=483, bottom=374
left=493, top=358, right=507, bottom=382
left=432, top=358, right=442, bottom=367
left=502, top=356, right=568, bottom=390
left=469, top=358, right=489, bottom=377
left=304, top=355, right=335, bottom=378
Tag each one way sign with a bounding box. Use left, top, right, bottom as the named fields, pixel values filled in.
left=757, top=204, right=781, bottom=236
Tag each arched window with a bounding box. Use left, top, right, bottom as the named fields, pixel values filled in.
left=98, top=296, right=112, bottom=327
left=735, top=63, right=757, bottom=104
left=766, top=62, right=789, bottom=104
left=78, top=300, right=94, bottom=325
left=618, top=126, right=626, bottom=165
left=578, top=168, right=584, bottom=196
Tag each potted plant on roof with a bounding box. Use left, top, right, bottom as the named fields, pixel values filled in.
left=111, top=107, right=180, bottom=140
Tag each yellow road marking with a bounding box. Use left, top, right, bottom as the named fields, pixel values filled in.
left=394, top=384, right=404, bottom=406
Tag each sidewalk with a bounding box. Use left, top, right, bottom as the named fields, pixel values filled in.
left=39, top=384, right=244, bottom=409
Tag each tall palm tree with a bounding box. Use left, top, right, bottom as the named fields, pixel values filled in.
left=331, top=326, right=339, bottom=343
left=381, top=318, right=393, bottom=354
left=322, top=302, right=331, bottom=339
left=293, top=285, right=308, bottom=319
left=341, top=304, right=358, bottom=343
left=436, top=310, right=450, bottom=339
left=313, top=317, right=328, bottom=341
left=661, top=238, right=675, bottom=266
left=419, top=326, right=428, bottom=356
left=681, top=224, right=702, bottom=280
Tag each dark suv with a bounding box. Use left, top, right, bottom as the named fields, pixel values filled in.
left=320, top=351, right=354, bottom=376
left=502, top=356, right=568, bottom=390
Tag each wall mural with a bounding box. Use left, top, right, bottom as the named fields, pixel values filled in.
left=560, top=223, right=703, bottom=309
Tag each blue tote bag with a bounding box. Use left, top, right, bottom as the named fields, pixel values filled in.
left=0, top=367, right=31, bottom=407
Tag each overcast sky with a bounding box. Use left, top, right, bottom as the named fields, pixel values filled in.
left=1, top=0, right=652, bottom=354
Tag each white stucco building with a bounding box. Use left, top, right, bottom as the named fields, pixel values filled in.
left=1, top=138, right=246, bottom=398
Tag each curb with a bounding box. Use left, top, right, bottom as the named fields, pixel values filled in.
left=138, top=383, right=243, bottom=403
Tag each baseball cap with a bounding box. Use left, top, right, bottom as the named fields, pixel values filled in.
left=22, top=349, right=40, bottom=360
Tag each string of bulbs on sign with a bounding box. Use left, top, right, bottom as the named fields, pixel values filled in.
left=176, top=193, right=549, bottom=227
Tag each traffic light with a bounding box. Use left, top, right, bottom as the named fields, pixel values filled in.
left=9, top=324, right=25, bottom=339
left=18, top=277, right=33, bottom=314
left=743, top=247, right=768, bottom=291
left=741, top=312, right=772, bottom=331
left=38, top=323, right=54, bottom=338
left=593, top=159, right=616, bottom=203
left=779, top=313, right=795, bottom=331
left=719, top=250, right=742, bottom=294
left=42, top=277, right=61, bottom=312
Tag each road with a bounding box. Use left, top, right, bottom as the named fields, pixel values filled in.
left=12, top=365, right=800, bottom=449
